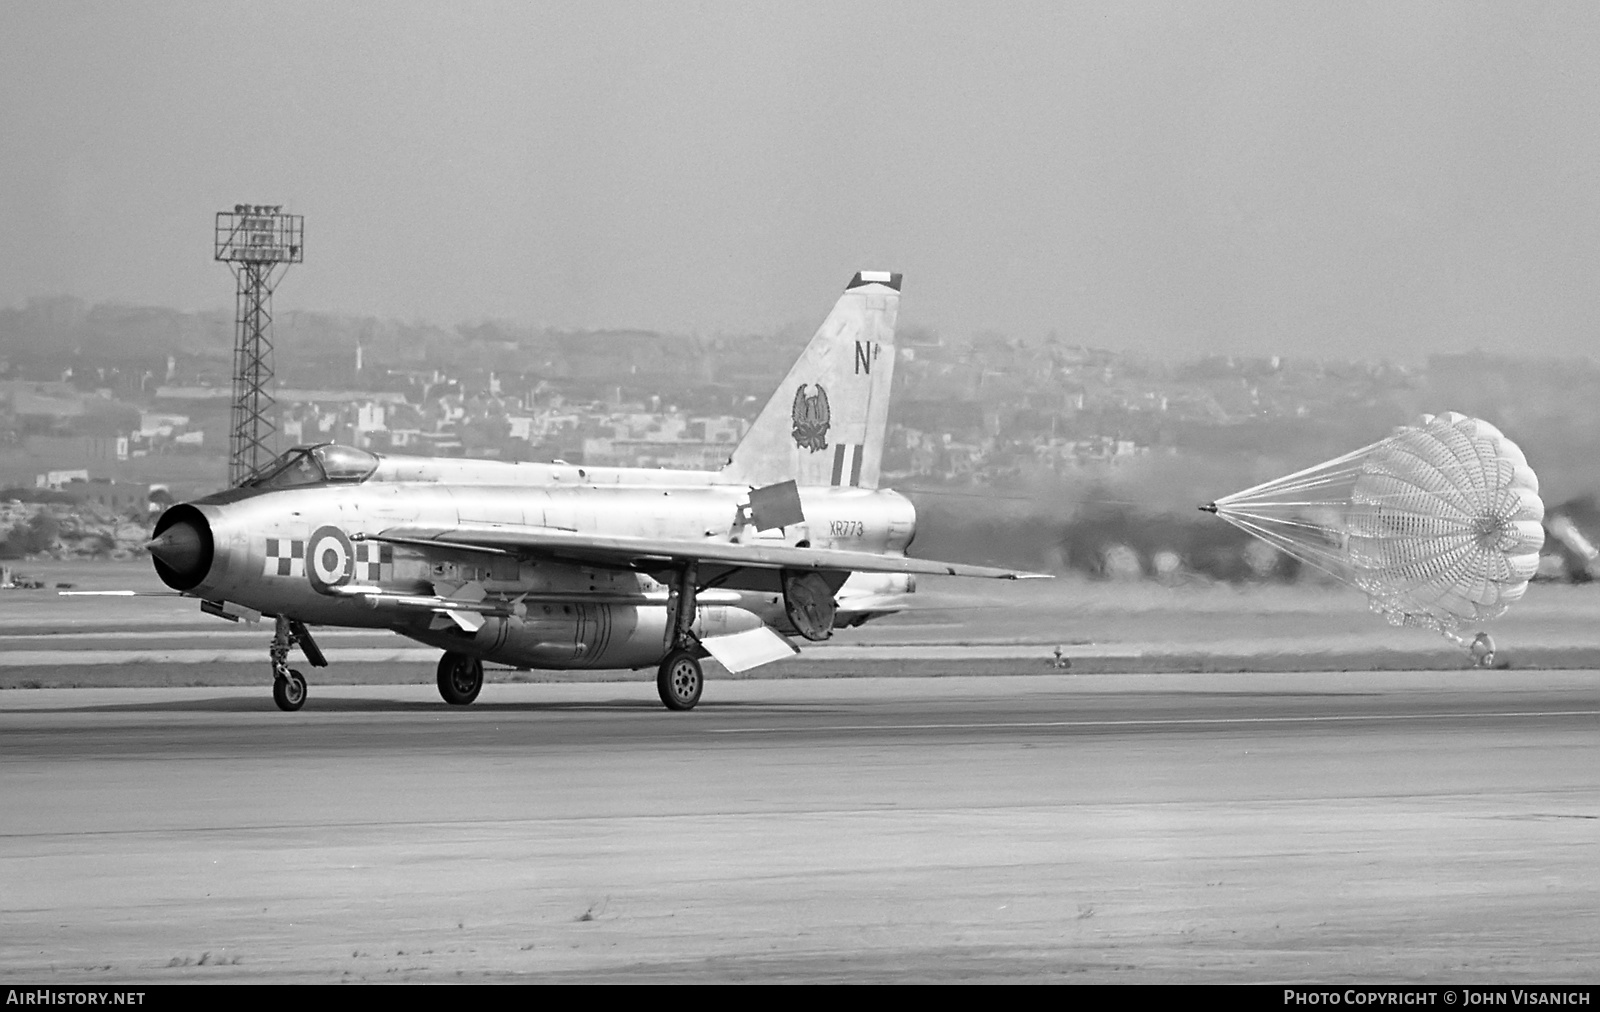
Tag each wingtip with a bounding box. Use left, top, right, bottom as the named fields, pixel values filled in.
left=847, top=271, right=902, bottom=292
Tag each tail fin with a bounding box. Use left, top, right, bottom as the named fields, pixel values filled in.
left=723, top=271, right=900, bottom=489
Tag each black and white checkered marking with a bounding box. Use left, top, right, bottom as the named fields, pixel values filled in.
left=355, top=541, right=394, bottom=582
left=263, top=538, right=305, bottom=578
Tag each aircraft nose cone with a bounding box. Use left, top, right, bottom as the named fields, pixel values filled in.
left=147, top=513, right=213, bottom=589
left=147, top=523, right=202, bottom=571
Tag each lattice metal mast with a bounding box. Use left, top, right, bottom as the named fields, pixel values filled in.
left=215, top=205, right=303, bottom=486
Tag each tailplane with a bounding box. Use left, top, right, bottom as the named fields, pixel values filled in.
left=723, top=271, right=900, bottom=489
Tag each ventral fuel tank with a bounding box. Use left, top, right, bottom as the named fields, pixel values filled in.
left=401, top=602, right=767, bottom=671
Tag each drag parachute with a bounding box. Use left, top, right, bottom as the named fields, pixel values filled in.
left=1204, top=413, right=1544, bottom=652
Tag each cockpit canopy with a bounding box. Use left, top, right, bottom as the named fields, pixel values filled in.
left=247, top=444, right=379, bottom=489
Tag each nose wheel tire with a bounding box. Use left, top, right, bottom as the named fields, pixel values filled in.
left=656, top=650, right=704, bottom=711
left=272, top=670, right=307, bottom=712
left=437, top=652, right=484, bottom=705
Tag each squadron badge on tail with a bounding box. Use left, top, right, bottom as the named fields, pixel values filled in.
left=791, top=383, right=830, bottom=453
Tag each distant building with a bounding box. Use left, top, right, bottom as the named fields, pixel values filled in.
left=507, top=416, right=536, bottom=441
left=23, top=434, right=128, bottom=465
left=1, top=381, right=87, bottom=419
left=138, top=412, right=190, bottom=437
left=581, top=438, right=733, bottom=470
left=356, top=403, right=387, bottom=432
left=57, top=478, right=151, bottom=512
left=36, top=469, right=89, bottom=489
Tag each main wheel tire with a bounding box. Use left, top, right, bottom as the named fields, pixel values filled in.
left=1469, top=632, right=1496, bottom=669
left=656, top=650, right=703, bottom=711
left=273, top=670, right=307, bottom=712
left=437, top=652, right=484, bottom=705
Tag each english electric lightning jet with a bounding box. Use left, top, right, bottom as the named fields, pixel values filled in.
left=143, top=272, right=1040, bottom=711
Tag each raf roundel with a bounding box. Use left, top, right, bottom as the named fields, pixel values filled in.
left=306, top=526, right=354, bottom=593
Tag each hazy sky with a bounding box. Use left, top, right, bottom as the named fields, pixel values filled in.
left=3, top=1, right=1598, bottom=359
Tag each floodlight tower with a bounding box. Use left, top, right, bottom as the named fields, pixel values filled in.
left=214, top=205, right=304, bottom=486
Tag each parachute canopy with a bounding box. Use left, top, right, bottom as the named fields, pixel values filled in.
left=1205, top=412, right=1544, bottom=644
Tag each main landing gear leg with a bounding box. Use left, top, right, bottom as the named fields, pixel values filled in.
left=270, top=615, right=307, bottom=712
left=657, top=562, right=704, bottom=711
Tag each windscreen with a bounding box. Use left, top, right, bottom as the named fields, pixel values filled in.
left=250, top=448, right=324, bottom=489
left=314, top=444, right=379, bottom=482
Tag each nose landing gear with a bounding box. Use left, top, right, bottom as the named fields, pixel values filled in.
left=268, top=615, right=325, bottom=712
left=272, top=670, right=307, bottom=711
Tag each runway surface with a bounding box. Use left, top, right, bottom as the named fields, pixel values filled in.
left=2, top=671, right=1597, bottom=982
